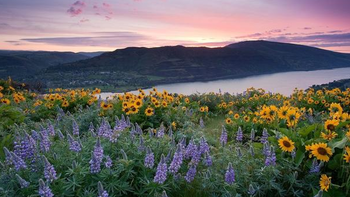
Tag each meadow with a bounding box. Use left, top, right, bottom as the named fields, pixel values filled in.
left=0, top=78, right=349, bottom=197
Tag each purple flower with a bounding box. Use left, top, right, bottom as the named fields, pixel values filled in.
left=310, top=159, right=321, bottom=173
left=31, top=130, right=40, bottom=141
left=40, top=132, right=51, bottom=153
left=199, top=137, right=210, bottom=154
left=236, top=147, right=242, bottom=158
left=16, top=174, right=30, bottom=188
left=89, top=152, right=101, bottom=173
left=184, top=164, right=197, bottom=183
left=249, top=145, right=255, bottom=156
left=43, top=156, right=57, bottom=182
left=93, top=138, right=104, bottom=162
left=154, top=154, right=168, bottom=184
left=236, top=127, right=243, bottom=142
left=199, top=117, right=205, bottom=128
left=98, top=181, right=109, bottom=197
left=11, top=151, right=27, bottom=171
left=190, top=146, right=201, bottom=166
left=220, top=125, right=228, bottom=146
left=265, top=146, right=276, bottom=166
left=262, top=142, right=270, bottom=156
left=203, top=152, right=213, bottom=167
left=144, top=147, right=155, bottom=169
left=138, top=136, right=145, bottom=152
left=169, top=145, right=183, bottom=174
left=57, top=129, right=65, bottom=140
left=225, top=163, right=235, bottom=184
left=3, top=147, right=13, bottom=165
left=72, top=119, right=79, bottom=136
left=105, top=156, right=112, bottom=169
left=157, top=124, right=165, bottom=138
left=98, top=119, right=112, bottom=139
left=250, top=129, right=256, bottom=141
left=14, top=132, right=36, bottom=161
left=67, top=134, right=81, bottom=152
left=260, top=128, right=269, bottom=144
left=38, top=179, right=54, bottom=197
left=47, top=122, right=55, bottom=137
left=185, top=138, right=196, bottom=159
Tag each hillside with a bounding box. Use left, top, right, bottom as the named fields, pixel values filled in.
left=0, top=51, right=91, bottom=79
left=36, top=40, right=350, bottom=91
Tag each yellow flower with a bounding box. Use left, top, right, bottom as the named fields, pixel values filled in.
left=162, top=101, right=168, bottom=107
left=145, top=107, right=154, bottom=116
left=62, top=100, right=69, bottom=107
left=344, top=147, right=350, bottom=163
left=319, top=174, right=331, bottom=192
left=278, top=106, right=289, bottom=119
left=321, top=131, right=337, bottom=140
left=100, top=102, right=110, bottom=110
left=200, top=107, right=205, bottom=112
left=185, top=98, right=190, bottom=104
left=243, top=116, right=250, bottom=122
left=278, top=136, right=295, bottom=152
left=329, top=103, right=343, bottom=116
left=225, top=118, right=233, bottom=124
left=234, top=113, right=240, bottom=119
left=309, top=143, right=333, bottom=162
left=228, top=110, right=234, bottom=115
left=324, top=119, right=339, bottom=132
left=172, top=121, right=176, bottom=129
left=346, top=130, right=350, bottom=141
left=1, top=98, right=11, bottom=105
left=134, top=99, right=143, bottom=108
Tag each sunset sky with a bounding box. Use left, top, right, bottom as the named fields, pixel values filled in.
left=0, top=0, right=349, bottom=52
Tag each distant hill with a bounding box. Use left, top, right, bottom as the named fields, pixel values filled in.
left=311, top=78, right=350, bottom=91
left=0, top=51, right=91, bottom=79
left=38, top=40, right=350, bottom=91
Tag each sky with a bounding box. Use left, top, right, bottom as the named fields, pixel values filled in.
left=0, top=0, right=349, bottom=52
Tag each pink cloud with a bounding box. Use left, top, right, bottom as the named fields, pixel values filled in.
left=80, top=18, right=89, bottom=23
left=67, top=1, right=86, bottom=17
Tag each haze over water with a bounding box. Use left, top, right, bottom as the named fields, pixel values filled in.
left=100, top=67, right=350, bottom=98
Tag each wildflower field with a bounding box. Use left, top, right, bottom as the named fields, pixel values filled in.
left=1, top=78, right=350, bottom=197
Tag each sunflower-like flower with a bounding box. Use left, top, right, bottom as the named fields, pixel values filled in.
left=329, top=103, right=343, bottom=117
left=344, top=147, right=350, bottom=163
left=234, top=114, right=240, bottom=119
left=319, top=174, right=331, bottom=192
left=145, top=107, right=154, bottom=116
left=277, top=106, right=289, bottom=119
left=324, top=119, right=339, bottom=132
left=321, top=131, right=337, bottom=141
left=346, top=130, right=350, bottom=141
left=278, top=136, right=295, bottom=152
left=308, top=143, right=333, bottom=162
left=225, top=118, right=233, bottom=125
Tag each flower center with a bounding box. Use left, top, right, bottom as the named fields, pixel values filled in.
left=283, top=140, right=291, bottom=147
left=317, top=147, right=327, bottom=155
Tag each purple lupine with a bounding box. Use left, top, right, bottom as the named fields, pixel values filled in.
left=260, top=128, right=269, bottom=144
left=14, top=132, right=36, bottom=160
left=89, top=122, right=96, bottom=137
left=236, top=147, right=242, bottom=158
left=184, top=164, right=197, bottom=183
left=31, top=130, right=40, bottom=141
left=3, top=147, right=13, bottom=165
left=98, top=181, right=109, bottom=197
left=154, top=154, right=168, bottom=184
left=38, top=179, right=54, bottom=197
left=43, top=156, right=57, bottom=182
left=203, top=152, right=213, bottom=167
left=157, top=124, right=165, bottom=138
left=190, top=146, right=202, bottom=166
left=89, top=152, right=101, bottom=173
left=161, top=190, right=168, bottom=197
left=265, top=146, right=276, bottom=166
left=93, top=138, right=104, bottom=162
left=169, top=144, right=183, bottom=174
left=72, top=119, right=79, bottom=136
left=40, top=132, right=51, bottom=153
left=249, top=145, right=255, bottom=156
left=225, top=163, right=235, bottom=184
left=185, top=138, right=197, bottom=159
left=144, top=147, right=155, bottom=169
left=97, top=119, right=112, bottom=139
left=11, top=152, right=27, bottom=171
left=67, top=134, right=81, bottom=152
left=47, top=122, right=55, bottom=137
left=220, top=125, right=228, bottom=147
left=236, top=127, right=243, bottom=142
left=57, top=130, right=65, bottom=140
left=310, top=159, right=321, bottom=173
left=199, top=137, right=210, bottom=154
left=262, top=142, right=270, bottom=156
left=138, top=136, right=145, bottom=152
left=165, top=149, right=173, bottom=163
left=16, top=174, right=30, bottom=188
left=199, top=117, right=205, bottom=128
left=105, top=156, right=112, bottom=168
left=250, top=129, right=256, bottom=141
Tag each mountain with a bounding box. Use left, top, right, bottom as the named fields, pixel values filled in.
left=310, top=78, right=350, bottom=91
left=39, top=40, right=350, bottom=91
left=0, top=51, right=91, bottom=79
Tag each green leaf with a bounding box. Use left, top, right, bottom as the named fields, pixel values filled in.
left=294, top=147, right=305, bottom=167
left=329, top=136, right=348, bottom=152
left=327, top=153, right=342, bottom=170
left=298, top=124, right=317, bottom=137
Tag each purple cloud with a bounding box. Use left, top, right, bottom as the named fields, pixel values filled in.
left=67, top=1, right=86, bottom=17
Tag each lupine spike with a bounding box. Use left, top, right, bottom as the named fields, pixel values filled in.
left=225, top=162, right=235, bottom=184
left=98, top=181, right=109, bottom=197
left=185, top=164, right=197, bottom=183
left=38, top=179, right=54, bottom=197
left=16, top=174, right=30, bottom=188
left=154, top=154, right=168, bottom=184
left=169, top=144, right=183, bottom=174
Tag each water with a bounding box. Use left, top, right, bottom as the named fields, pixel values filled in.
left=99, top=67, right=350, bottom=99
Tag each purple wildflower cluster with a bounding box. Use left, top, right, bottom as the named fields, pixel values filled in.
left=89, top=138, right=104, bottom=173
left=220, top=125, right=228, bottom=146
left=264, top=146, right=276, bottom=166
left=144, top=147, right=155, bottom=169
left=38, top=179, right=54, bottom=197
left=3, top=147, right=27, bottom=171
left=184, top=164, right=197, bottom=183
left=16, top=174, right=30, bottom=188
left=260, top=128, right=269, bottom=144
left=225, top=163, right=235, bottom=184
left=154, top=154, right=168, bottom=184
left=43, top=156, right=57, bottom=182
left=169, top=144, right=183, bottom=174
left=236, top=127, right=243, bottom=142
left=72, top=119, right=79, bottom=136
left=67, top=134, right=81, bottom=152
left=98, top=181, right=109, bottom=197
